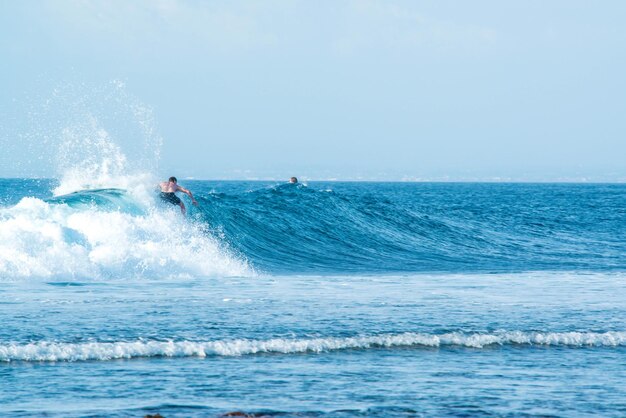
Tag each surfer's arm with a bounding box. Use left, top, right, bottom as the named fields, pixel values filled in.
left=176, top=186, right=198, bottom=205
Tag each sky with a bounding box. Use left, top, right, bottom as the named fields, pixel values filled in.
left=1, top=0, right=625, bottom=181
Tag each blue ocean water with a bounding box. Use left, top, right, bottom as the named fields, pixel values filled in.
left=1, top=179, right=626, bottom=417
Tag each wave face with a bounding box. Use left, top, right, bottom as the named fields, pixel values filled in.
left=1, top=181, right=626, bottom=277
left=0, top=185, right=251, bottom=279
left=188, top=181, right=626, bottom=274
left=3, top=331, right=625, bottom=362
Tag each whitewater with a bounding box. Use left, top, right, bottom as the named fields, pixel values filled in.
left=0, top=187, right=250, bottom=279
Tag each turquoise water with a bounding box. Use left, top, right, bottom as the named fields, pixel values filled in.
left=1, top=180, right=626, bottom=417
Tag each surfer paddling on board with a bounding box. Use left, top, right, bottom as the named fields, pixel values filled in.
left=158, top=176, right=197, bottom=216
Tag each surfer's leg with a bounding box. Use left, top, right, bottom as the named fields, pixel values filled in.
left=179, top=201, right=186, bottom=216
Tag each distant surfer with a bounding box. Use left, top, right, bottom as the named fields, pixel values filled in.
left=289, top=177, right=298, bottom=184
left=158, top=176, right=197, bottom=215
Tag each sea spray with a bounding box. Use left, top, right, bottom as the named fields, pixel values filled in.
left=0, top=82, right=252, bottom=279
left=7, top=80, right=162, bottom=183
left=49, top=82, right=162, bottom=196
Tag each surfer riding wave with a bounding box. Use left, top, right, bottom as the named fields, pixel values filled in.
left=158, top=176, right=197, bottom=215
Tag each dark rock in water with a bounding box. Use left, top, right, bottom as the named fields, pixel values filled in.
left=221, top=412, right=254, bottom=417
left=144, top=414, right=164, bottom=418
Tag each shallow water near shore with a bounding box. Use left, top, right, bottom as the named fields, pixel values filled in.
left=3, top=273, right=626, bottom=417
left=2, top=180, right=626, bottom=416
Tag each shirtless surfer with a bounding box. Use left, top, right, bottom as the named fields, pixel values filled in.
left=158, top=176, right=197, bottom=215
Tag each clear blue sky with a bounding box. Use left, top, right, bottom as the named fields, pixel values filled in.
left=1, top=0, right=625, bottom=181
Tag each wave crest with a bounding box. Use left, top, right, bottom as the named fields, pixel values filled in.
left=0, top=190, right=252, bottom=279
left=3, top=331, right=625, bottom=362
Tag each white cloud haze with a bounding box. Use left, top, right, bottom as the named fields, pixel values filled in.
left=1, top=0, right=625, bottom=181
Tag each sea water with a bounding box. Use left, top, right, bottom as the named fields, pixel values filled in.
left=1, top=180, right=626, bottom=417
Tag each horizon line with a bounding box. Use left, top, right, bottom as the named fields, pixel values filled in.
left=2, top=176, right=626, bottom=185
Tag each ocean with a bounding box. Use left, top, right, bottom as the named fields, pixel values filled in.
left=1, top=179, right=626, bottom=417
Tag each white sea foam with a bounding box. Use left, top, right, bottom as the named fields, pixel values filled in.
left=0, top=195, right=252, bottom=279
left=0, top=83, right=252, bottom=279
left=2, top=331, right=624, bottom=362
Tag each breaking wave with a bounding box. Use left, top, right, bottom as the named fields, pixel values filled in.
left=0, top=188, right=251, bottom=279
left=2, top=331, right=625, bottom=362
